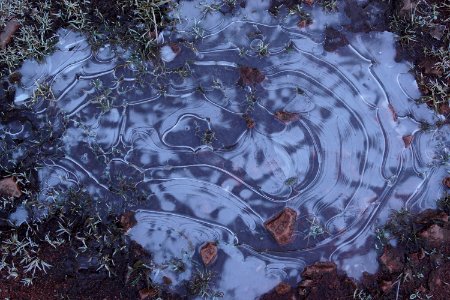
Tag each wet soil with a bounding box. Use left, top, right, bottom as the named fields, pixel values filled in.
left=346, top=0, right=449, bottom=120
left=0, top=209, right=181, bottom=300
left=261, top=205, right=450, bottom=299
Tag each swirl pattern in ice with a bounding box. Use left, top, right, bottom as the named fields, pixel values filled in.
left=7, top=1, right=449, bottom=298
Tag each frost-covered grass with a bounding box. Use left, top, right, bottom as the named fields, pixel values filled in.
left=0, top=0, right=174, bottom=78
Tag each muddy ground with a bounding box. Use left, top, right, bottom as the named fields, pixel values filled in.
left=0, top=0, right=449, bottom=299
left=261, top=198, right=450, bottom=299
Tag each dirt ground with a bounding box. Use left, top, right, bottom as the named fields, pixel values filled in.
left=261, top=201, right=450, bottom=299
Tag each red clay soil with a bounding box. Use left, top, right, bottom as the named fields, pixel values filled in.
left=0, top=243, right=137, bottom=299
left=0, top=210, right=181, bottom=300
left=0, top=237, right=182, bottom=300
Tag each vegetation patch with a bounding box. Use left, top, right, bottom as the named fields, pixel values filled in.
left=261, top=199, right=450, bottom=299
left=387, top=0, right=449, bottom=119
left=0, top=0, right=174, bottom=79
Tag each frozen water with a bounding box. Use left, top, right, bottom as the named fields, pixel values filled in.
left=4, top=0, right=449, bottom=298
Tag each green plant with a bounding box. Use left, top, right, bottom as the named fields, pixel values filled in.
left=318, top=0, right=338, bottom=13
left=353, top=289, right=373, bottom=300
left=304, top=217, right=327, bottom=243
left=187, top=268, right=224, bottom=299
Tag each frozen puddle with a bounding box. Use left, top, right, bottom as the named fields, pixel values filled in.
left=6, top=0, right=449, bottom=298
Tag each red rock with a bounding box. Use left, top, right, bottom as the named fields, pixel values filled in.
left=162, top=276, right=172, bottom=285
left=148, top=31, right=157, bottom=39
left=264, top=208, right=298, bottom=245
left=275, top=282, right=291, bottom=295
left=243, top=114, right=255, bottom=128
left=399, top=0, right=416, bottom=15
left=443, top=177, right=450, bottom=188
left=139, top=287, right=158, bottom=300
left=297, top=261, right=357, bottom=299
left=428, top=262, right=450, bottom=293
left=297, top=19, right=312, bottom=28
left=301, top=261, right=336, bottom=278
left=200, top=242, right=217, bottom=266
left=415, top=209, right=448, bottom=224
left=430, top=24, right=446, bottom=40
left=409, top=248, right=426, bottom=263
left=0, top=19, right=20, bottom=49
left=169, top=43, right=181, bottom=55
left=274, top=111, right=300, bottom=124
left=419, top=58, right=443, bottom=76
left=304, top=0, right=314, bottom=5
left=388, top=104, right=398, bottom=121
left=380, top=280, right=393, bottom=294
left=419, top=224, right=450, bottom=246
left=120, top=211, right=137, bottom=231
left=439, top=102, right=450, bottom=116
left=8, top=71, right=22, bottom=84
left=239, top=66, right=265, bottom=85
left=379, top=246, right=403, bottom=273
left=298, top=279, right=314, bottom=290
left=0, top=177, right=22, bottom=198
left=402, top=135, right=414, bottom=148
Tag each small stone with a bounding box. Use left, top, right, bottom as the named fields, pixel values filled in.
left=301, top=261, right=336, bottom=278
left=419, top=59, right=443, bottom=76
left=419, top=224, right=450, bottom=247
left=274, top=111, right=300, bottom=124
left=239, top=66, right=265, bottom=85
left=120, top=211, right=137, bottom=231
left=388, top=104, right=398, bottom=122
left=169, top=43, right=181, bottom=55
left=0, top=177, right=22, bottom=198
left=8, top=71, right=22, bottom=84
left=438, top=102, right=450, bottom=116
left=163, top=276, right=172, bottom=285
left=264, top=208, right=297, bottom=245
left=443, top=177, right=450, bottom=188
left=275, top=282, right=291, bottom=295
left=243, top=114, right=255, bottom=128
left=409, top=248, right=426, bottom=263
left=0, top=19, right=20, bottom=49
left=402, top=135, right=414, bottom=148
left=415, top=209, right=448, bottom=224
left=380, top=246, right=403, bottom=273
left=200, top=242, right=218, bottom=266
left=160, top=43, right=180, bottom=63
left=297, top=19, right=312, bottom=28
left=430, top=25, right=446, bottom=40
left=139, top=287, right=158, bottom=300
left=298, top=279, right=314, bottom=290
left=399, top=0, right=416, bottom=15
left=380, top=280, right=393, bottom=294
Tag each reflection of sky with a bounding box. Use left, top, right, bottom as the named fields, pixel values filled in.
left=6, top=0, right=449, bottom=297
